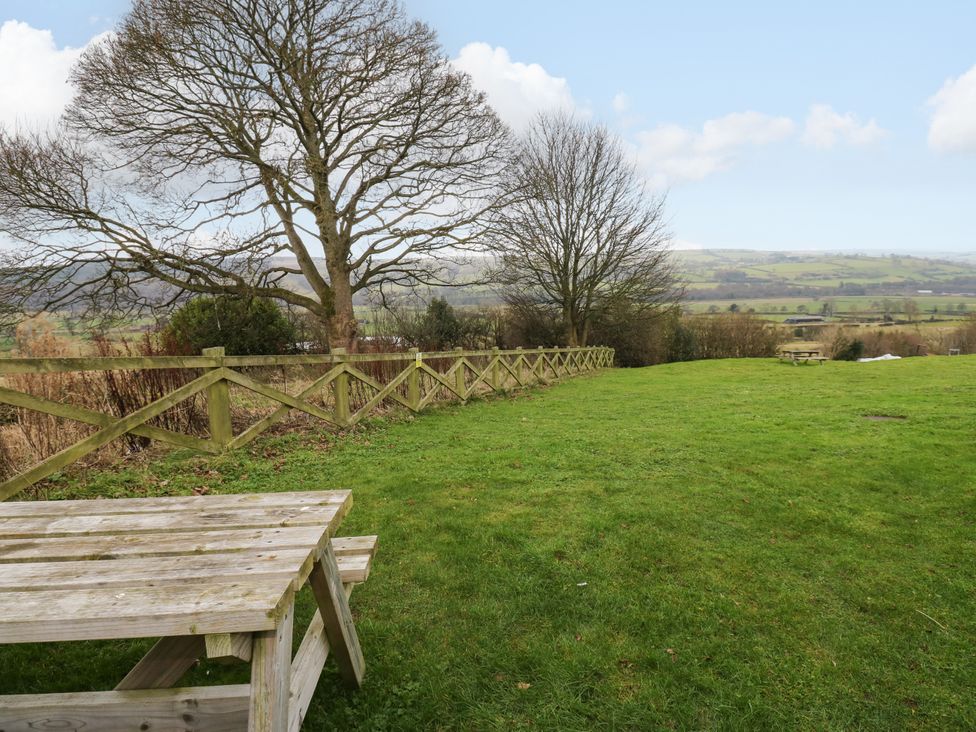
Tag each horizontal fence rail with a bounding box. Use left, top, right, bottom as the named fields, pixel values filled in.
left=0, top=346, right=614, bottom=500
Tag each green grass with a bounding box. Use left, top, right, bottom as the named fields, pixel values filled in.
left=3, top=358, right=976, bottom=730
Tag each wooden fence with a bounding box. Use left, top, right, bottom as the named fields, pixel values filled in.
left=0, top=346, right=613, bottom=500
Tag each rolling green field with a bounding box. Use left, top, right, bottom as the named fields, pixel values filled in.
left=677, top=251, right=976, bottom=323
left=3, top=359, right=975, bottom=729
left=677, top=250, right=976, bottom=290
left=684, top=295, right=976, bottom=319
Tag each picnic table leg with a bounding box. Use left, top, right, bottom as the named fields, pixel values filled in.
left=249, top=592, right=295, bottom=732
left=116, top=635, right=205, bottom=690
left=308, top=541, right=366, bottom=688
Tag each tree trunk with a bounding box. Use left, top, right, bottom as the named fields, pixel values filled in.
left=326, top=263, right=358, bottom=352
left=579, top=319, right=590, bottom=347
left=328, top=293, right=357, bottom=352
left=563, top=305, right=577, bottom=347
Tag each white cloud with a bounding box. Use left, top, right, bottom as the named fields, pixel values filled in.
left=802, top=104, right=886, bottom=149
left=451, top=42, right=580, bottom=130
left=635, top=111, right=795, bottom=187
left=928, top=65, right=976, bottom=153
left=612, top=92, right=630, bottom=114
left=0, top=21, right=86, bottom=131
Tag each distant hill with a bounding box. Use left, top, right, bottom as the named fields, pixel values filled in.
left=28, top=250, right=976, bottom=317
left=674, top=250, right=976, bottom=301
left=273, top=250, right=976, bottom=308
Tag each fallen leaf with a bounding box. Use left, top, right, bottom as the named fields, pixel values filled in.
left=516, top=681, right=531, bottom=690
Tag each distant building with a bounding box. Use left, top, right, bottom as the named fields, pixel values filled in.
left=783, top=316, right=826, bottom=324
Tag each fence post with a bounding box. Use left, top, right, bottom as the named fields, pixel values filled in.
left=515, top=347, right=524, bottom=385
left=408, top=348, right=421, bottom=411
left=536, top=346, right=547, bottom=384
left=332, top=347, right=350, bottom=427
left=491, top=346, right=502, bottom=392
left=454, top=347, right=466, bottom=400
left=202, top=346, right=232, bottom=450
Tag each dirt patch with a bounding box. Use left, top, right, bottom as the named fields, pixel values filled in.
left=863, top=414, right=908, bottom=421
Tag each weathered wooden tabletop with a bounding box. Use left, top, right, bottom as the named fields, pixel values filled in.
left=0, top=490, right=353, bottom=645
left=0, top=489, right=372, bottom=731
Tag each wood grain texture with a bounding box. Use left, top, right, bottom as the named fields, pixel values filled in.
left=0, top=490, right=382, bottom=732
left=288, top=584, right=354, bottom=732
left=0, top=526, right=328, bottom=564
left=0, top=684, right=250, bottom=732
left=248, top=593, right=294, bottom=732
left=308, top=543, right=365, bottom=688
left=115, top=635, right=206, bottom=690
left=0, top=579, right=293, bottom=643
left=206, top=632, right=253, bottom=663
left=0, top=545, right=371, bottom=592
left=0, top=505, right=341, bottom=539
left=0, top=490, right=350, bottom=517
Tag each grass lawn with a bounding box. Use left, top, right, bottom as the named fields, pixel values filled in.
left=3, top=358, right=975, bottom=730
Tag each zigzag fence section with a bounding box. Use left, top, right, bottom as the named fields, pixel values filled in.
left=0, top=346, right=614, bottom=500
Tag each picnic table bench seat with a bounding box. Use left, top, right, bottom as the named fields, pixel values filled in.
left=0, top=490, right=376, bottom=732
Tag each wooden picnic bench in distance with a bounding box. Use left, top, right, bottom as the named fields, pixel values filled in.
left=0, top=490, right=377, bottom=732
left=778, top=348, right=828, bottom=365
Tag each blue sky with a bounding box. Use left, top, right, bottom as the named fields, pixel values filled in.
left=1, top=1, right=974, bottom=253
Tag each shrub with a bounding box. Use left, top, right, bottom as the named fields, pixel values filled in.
left=587, top=301, right=676, bottom=367
left=371, top=299, right=500, bottom=351
left=665, top=317, right=698, bottom=362
left=932, top=315, right=976, bottom=355
left=163, top=296, right=297, bottom=355
left=499, top=301, right=563, bottom=349
left=829, top=332, right=864, bottom=361
left=285, top=308, right=331, bottom=353
left=413, top=298, right=463, bottom=349
left=684, top=313, right=781, bottom=359
left=499, top=304, right=779, bottom=366
left=860, top=330, right=926, bottom=357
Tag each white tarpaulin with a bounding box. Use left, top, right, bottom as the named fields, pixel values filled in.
left=857, top=354, right=902, bottom=362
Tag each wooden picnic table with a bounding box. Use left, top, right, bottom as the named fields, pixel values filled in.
left=0, top=490, right=377, bottom=732
left=778, top=348, right=827, bottom=365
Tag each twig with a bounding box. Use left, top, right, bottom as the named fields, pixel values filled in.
left=915, top=609, right=948, bottom=632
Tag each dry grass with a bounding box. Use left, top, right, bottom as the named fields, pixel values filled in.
left=0, top=317, right=208, bottom=486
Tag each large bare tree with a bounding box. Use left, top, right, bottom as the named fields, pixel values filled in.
left=0, top=0, right=509, bottom=349
left=491, top=111, right=678, bottom=346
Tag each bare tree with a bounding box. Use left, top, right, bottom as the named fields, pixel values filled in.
left=0, top=0, right=510, bottom=349
left=490, top=111, right=679, bottom=346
